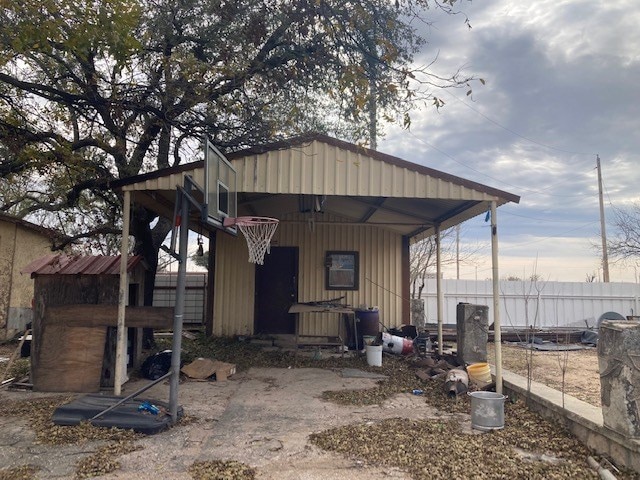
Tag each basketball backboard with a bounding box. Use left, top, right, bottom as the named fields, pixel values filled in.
left=204, top=137, right=237, bottom=235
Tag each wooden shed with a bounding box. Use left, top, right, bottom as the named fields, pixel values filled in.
left=21, top=254, right=173, bottom=392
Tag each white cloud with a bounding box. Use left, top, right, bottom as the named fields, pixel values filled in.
left=381, top=0, right=640, bottom=283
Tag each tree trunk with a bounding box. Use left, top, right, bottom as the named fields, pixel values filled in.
left=131, top=206, right=173, bottom=348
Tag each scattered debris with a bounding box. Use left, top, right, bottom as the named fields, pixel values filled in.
left=181, top=357, right=236, bottom=381
left=444, top=369, right=469, bottom=397
left=310, top=414, right=599, bottom=480
left=587, top=455, right=618, bottom=480
left=0, top=465, right=39, bottom=480
left=140, top=350, right=172, bottom=380
left=512, top=447, right=564, bottom=465
left=75, top=440, right=142, bottom=479
left=381, top=332, right=414, bottom=355
left=182, top=331, right=197, bottom=341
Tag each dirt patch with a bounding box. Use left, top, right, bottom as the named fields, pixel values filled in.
left=489, top=344, right=601, bottom=406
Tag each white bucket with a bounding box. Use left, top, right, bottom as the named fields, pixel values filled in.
left=365, top=345, right=383, bottom=367
left=469, top=391, right=506, bottom=431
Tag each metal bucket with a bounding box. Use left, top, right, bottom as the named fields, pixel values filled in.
left=469, top=391, right=506, bottom=431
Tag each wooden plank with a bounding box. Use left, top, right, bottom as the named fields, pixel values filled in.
left=46, top=305, right=174, bottom=329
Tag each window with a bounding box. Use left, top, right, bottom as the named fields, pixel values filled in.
left=325, top=251, right=359, bottom=290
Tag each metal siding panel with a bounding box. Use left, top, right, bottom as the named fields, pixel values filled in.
left=230, top=142, right=493, bottom=201
left=214, top=234, right=255, bottom=335
left=276, top=215, right=403, bottom=335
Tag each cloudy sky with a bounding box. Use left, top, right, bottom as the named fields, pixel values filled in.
left=379, top=0, right=640, bottom=283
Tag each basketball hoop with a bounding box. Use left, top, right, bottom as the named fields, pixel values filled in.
left=223, top=216, right=279, bottom=264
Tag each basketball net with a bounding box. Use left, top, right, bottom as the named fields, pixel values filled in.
left=234, top=217, right=279, bottom=265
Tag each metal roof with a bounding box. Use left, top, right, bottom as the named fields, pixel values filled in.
left=108, top=133, right=520, bottom=240
left=21, top=254, right=144, bottom=277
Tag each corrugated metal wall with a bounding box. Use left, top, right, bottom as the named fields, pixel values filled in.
left=214, top=213, right=404, bottom=336
left=214, top=233, right=256, bottom=336
left=420, top=278, right=640, bottom=328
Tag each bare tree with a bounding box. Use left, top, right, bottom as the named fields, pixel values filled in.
left=608, top=202, right=640, bottom=261
left=409, top=225, right=479, bottom=298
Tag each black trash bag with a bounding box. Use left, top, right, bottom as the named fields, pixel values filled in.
left=581, top=330, right=598, bottom=346
left=140, top=350, right=173, bottom=380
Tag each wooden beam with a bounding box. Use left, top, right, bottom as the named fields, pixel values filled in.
left=46, top=305, right=174, bottom=329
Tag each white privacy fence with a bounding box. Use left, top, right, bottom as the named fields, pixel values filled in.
left=421, top=279, right=640, bottom=328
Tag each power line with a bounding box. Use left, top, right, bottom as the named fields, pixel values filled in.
left=406, top=130, right=593, bottom=198
left=501, top=210, right=591, bottom=223
left=443, top=90, right=598, bottom=156
left=499, top=221, right=600, bottom=249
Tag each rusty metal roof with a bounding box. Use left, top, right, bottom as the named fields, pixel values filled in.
left=20, top=254, right=144, bottom=277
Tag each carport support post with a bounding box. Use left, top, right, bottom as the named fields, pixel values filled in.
left=490, top=200, right=503, bottom=394
left=115, top=190, right=131, bottom=396
left=435, top=225, right=444, bottom=356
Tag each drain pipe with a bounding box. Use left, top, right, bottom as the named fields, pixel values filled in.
left=587, top=456, right=617, bottom=480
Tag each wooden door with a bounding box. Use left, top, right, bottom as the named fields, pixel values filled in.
left=254, top=247, right=298, bottom=334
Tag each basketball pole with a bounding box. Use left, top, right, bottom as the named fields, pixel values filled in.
left=168, top=182, right=193, bottom=423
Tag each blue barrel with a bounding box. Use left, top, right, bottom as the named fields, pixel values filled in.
left=352, top=309, right=379, bottom=350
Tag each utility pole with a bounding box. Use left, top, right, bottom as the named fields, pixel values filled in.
left=597, top=155, right=610, bottom=282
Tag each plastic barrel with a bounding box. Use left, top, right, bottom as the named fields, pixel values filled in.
left=467, top=362, right=492, bottom=387
left=469, top=391, right=506, bottom=431
left=352, top=309, right=379, bottom=350
left=381, top=332, right=414, bottom=355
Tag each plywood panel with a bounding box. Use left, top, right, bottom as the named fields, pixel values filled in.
left=32, top=324, right=106, bottom=392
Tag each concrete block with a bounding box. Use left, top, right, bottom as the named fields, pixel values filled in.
left=598, top=320, right=640, bottom=438
left=456, top=303, right=488, bottom=365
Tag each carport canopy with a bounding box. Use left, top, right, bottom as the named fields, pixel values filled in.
left=109, top=133, right=519, bottom=242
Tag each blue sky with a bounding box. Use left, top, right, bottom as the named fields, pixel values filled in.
left=379, top=0, right=640, bottom=282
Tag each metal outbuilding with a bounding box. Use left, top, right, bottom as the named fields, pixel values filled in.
left=110, top=133, right=520, bottom=393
